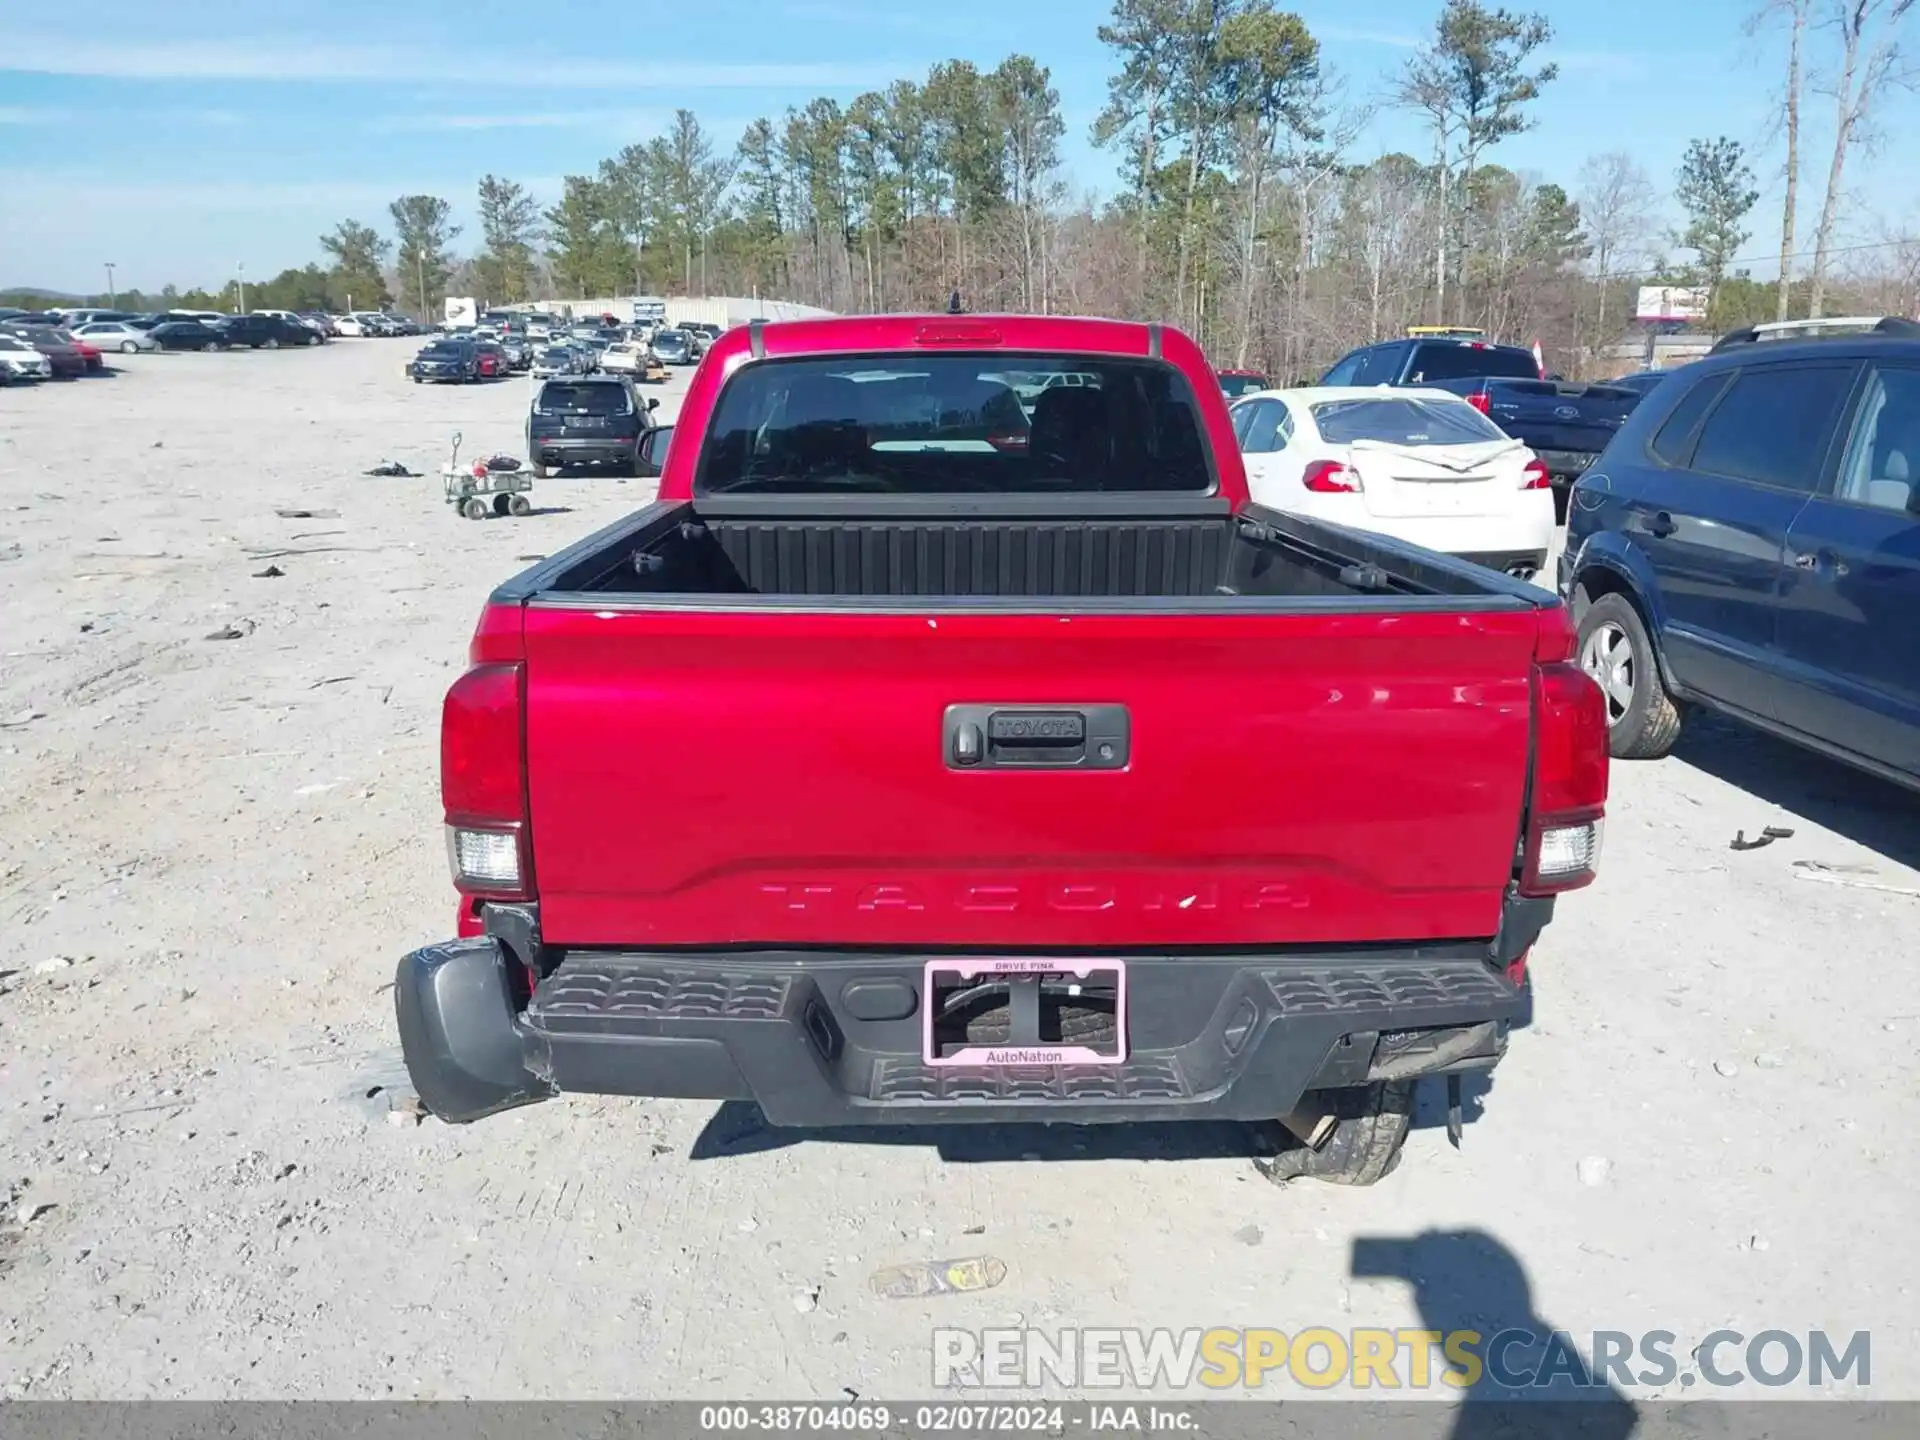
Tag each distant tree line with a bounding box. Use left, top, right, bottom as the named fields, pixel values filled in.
left=14, top=0, right=1916, bottom=379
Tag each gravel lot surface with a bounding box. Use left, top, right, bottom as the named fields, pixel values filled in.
left=0, top=340, right=1915, bottom=1403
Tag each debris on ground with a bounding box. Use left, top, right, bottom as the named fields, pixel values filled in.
left=2, top=709, right=45, bottom=728
left=1793, top=861, right=1920, bottom=898
left=1730, top=826, right=1796, bottom=852
left=274, top=507, right=339, bottom=520
left=204, top=620, right=255, bottom=641
left=33, top=956, right=75, bottom=975
left=385, top=1094, right=427, bottom=1127
left=792, top=1286, right=819, bottom=1314
left=1233, top=1224, right=1264, bottom=1247
left=868, top=1256, right=1008, bottom=1300
left=1577, top=1156, right=1612, bottom=1187
left=1713, top=1059, right=1739, bottom=1078
left=252, top=564, right=285, bottom=579
left=363, top=462, right=419, bottom=477
left=14, top=1200, right=55, bottom=1227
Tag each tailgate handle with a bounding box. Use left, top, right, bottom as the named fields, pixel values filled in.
left=944, top=704, right=1129, bottom=771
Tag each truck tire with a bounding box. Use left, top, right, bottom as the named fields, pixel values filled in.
left=1577, top=591, right=1684, bottom=760
left=1253, top=1081, right=1414, bottom=1188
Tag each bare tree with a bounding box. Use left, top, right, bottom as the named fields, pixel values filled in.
left=1749, top=0, right=1814, bottom=319
left=1807, top=0, right=1916, bottom=317
left=1395, top=60, right=1459, bottom=324
left=1577, top=152, right=1657, bottom=350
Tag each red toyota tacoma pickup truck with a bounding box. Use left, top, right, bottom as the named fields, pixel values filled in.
left=397, top=313, right=1609, bottom=1187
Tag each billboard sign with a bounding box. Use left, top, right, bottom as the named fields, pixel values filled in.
left=1635, top=285, right=1709, bottom=323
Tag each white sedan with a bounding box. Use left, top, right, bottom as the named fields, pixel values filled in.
left=599, top=341, right=649, bottom=375
left=72, top=320, right=157, bottom=354
left=1230, top=386, right=1557, bottom=582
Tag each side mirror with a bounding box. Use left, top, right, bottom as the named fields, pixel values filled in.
left=638, top=426, right=673, bottom=478
left=647, top=397, right=659, bottom=410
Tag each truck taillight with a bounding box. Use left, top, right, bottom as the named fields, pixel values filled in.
left=1465, top=391, right=1492, bottom=415
left=1522, top=458, right=1551, bottom=489
left=441, top=661, right=531, bottom=899
left=1521, top=662, right=1609, bottom=895
left=1303, top=460, right=1361, bottom=493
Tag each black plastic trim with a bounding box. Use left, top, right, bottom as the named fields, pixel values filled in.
left=1493, top=892, right=1555, bottom=966
left=747, top=318, right=765, bottom=359
left=689, top=493, right=1237, bottom=520
left=486, top=946, right=1526, bottom=1127
left=1147, top=323, right=1163, bottom=359
left=394, top=938, right=553, bottom=1123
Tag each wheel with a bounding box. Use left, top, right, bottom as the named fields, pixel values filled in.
left=265, top=337, right=280, bottom=350
left=1577, top=590, right=1684, bottom=759
left=1253, top=1081, right=1414, bottom=1188
left=306, top=334, right=318, bottom=346
left=531, top=463, right=549, bottom=480
left=121, top=341, right=138, bottom=354
left=461, top=497, right=489, bottom=520
left=492, top=492, right=513, bottom=517
left=412, top=375, right=422, bottom=384
left=508, top=494, right=531, bottom=517
left=210, top=342, right=225, bottom=352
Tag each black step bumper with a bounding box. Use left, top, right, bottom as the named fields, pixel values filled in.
left=394, top=940, right=1524, bottom=1127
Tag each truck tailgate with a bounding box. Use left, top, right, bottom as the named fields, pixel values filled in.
left=520, top=604, right=1542, bottom=949
left=1485, top=380, right=1639, bottom=455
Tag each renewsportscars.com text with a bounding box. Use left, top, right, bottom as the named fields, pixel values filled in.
left=931, top=1327, right=1871, bottom=1392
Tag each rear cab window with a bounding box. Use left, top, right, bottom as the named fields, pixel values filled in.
left=1404, top=343, right=1540, bottom=383
left=693, top=354, right=1215, bottom=495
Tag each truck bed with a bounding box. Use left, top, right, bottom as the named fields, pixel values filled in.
left=507, top=496, right=1535, bottom=603
left=489, top=497, right=1555, bottom=952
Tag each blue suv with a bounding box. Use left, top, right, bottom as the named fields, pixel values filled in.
left=1560, top=317, right=1920, bottom=789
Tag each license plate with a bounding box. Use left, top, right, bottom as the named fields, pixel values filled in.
left=922, top=958, right=1128, bottom=1066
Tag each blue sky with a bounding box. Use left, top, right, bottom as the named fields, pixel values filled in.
left=2, top=0, right=1915, bottom=293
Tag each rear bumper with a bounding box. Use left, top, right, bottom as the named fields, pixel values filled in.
left=395, top=939, right=1525, bottom=1127
left=1335, top=512, right=1554, bottom=580
left=530, top=437, right=639, bottom=467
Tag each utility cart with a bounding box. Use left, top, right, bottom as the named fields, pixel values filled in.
left=441, top=431, right=533, bottom=519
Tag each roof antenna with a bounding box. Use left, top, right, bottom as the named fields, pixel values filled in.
left=946, top=287, right=964, bottom=315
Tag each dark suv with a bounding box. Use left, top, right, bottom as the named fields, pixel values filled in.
left=1560, top=316, right=1920, bottom=788
left=216, top=314, right=319, bottom=349
left=526, top=376, right=662, bottom=477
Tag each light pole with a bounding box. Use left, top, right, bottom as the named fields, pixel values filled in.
left=104, top=263, right=117, bottom=309
left=237, top=262, right=246, bottom=314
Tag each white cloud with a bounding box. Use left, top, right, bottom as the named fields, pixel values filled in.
left=364, top=110, right=674, bottom=134
left=0, top=33, right=902, bottom=88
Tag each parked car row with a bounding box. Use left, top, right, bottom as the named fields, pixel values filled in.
left=0, top=307, right=397, bottom=379
left=407, top=333, right=530, bottom=384
left=406, top=320, right=703, bottom=392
